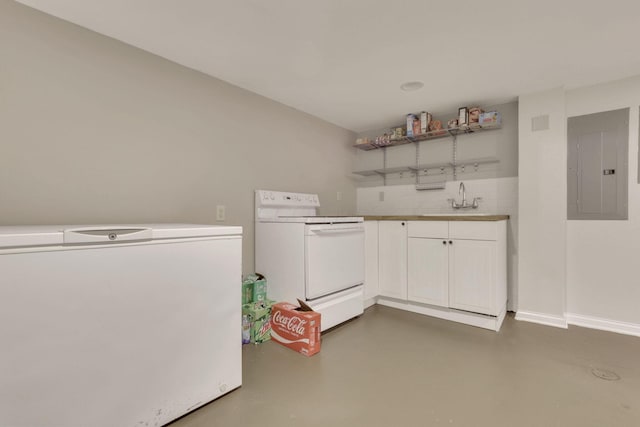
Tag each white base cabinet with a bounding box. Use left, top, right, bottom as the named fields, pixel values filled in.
left=378, top=221, right=407, bottom=300
left=447, top=220, right=507, bottom=317
left=364, top=221, right=379, bottom=308
left=449, top=239, right=497, bottom=315
left=407, top=237, right=449, bottom=307
left=367, top=219, right=508, bottom=331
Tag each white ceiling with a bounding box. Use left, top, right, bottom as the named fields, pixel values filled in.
left=15, top=0, right=640, bottom=132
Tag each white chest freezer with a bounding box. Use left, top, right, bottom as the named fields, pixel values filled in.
left=0, top=224, right=243, bottom=427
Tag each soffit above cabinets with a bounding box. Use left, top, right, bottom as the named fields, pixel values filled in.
left=15, top=0, right=640, bottom=132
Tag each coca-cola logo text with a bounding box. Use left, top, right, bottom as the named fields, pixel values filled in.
left=272, top=310, right=307, bottom=336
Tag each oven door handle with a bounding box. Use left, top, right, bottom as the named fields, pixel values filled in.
left=309, top=227, right=364, bottom=235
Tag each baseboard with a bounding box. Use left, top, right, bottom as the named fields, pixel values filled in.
left=566, top=313, right=640, bottom=338
left=369, top=299, right=639, bottom=337
left=363, top=296, right=377, bottom=309
left=378, top=297, right=505, bottom=332
left=515, top=310, right=568, bottom=329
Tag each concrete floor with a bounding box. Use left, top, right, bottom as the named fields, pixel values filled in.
left=172, top=305, right=640, bottom=427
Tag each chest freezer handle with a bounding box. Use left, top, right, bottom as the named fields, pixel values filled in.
left=63, top=227, right=152, bottom=244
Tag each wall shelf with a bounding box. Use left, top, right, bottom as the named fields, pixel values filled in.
left=375, top=166, right=411, bottom=175
left=353, top=109, right=503, bottom=186
left=353, top=139, right=412, bottom=151
left=352, top=169, right=382, bottom=177
left=354, top=157, right=499, bottom=177
left=411, top=157, right=500, bottom=173
left=353, top=166, right=411, bottom=177
left=353, top=123, right=502, bottom=151
left=408, top=161, right=451, bottom=172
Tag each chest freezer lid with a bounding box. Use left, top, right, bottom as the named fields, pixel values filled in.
left=0, top=224, right=242, bottom=249
left=0, top=225, right=65, bottom=248
left=149, top=223, right=242, bottom=239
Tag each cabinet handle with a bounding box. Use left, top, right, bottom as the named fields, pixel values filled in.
left=448, top=240, right=453, bottom=245
left=442, top=240, right=447, bottom=245
left=401, top=222, right=405, bottom=226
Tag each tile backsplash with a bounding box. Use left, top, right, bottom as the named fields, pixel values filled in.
left=357, top=177, right=518, bottom=216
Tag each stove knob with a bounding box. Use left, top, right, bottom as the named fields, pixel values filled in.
left=269, top=192, right=275, bottom=200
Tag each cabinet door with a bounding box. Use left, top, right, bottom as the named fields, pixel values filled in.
left=408, top=238, right=448, bottom=307
left=364, top=221, right=379, bottom=302
left=378, top=221, right=407, bottom=300
left=448, top=239, right=496, bottom=315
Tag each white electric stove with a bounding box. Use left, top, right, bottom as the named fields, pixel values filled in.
left=255, top=190, right=364, bottom=331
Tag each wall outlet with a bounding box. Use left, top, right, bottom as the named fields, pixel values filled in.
left=336, top=191, right=342, bottom=201
left=379, top=191, right=385, bottom=202
left=216, top=205, right=226, bottom=221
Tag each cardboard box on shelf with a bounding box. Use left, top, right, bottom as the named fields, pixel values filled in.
left=479, top=111, right=501, bottom=125
left=420, top=111, right=429, bottom=134
left=458, top=107, right=469, bottom=126
left=270, top=299, right=321, bottom=357
left=412, top=118, right=421, bottom=136
left=242, top=299, right=276, bottom=344
left=469, top=107, right=484, bottom=124
left=406, top=114, right=416, bottom=137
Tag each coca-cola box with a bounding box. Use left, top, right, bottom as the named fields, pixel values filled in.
left=270, top=300, right=321, bottom=357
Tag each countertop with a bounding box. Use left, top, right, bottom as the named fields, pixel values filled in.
left=363, top=214, right=509, bottom=221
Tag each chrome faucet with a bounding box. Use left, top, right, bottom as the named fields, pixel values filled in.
left=459, top=182, right=466, bottom=206
left=449, top=182, right=481, bottom=209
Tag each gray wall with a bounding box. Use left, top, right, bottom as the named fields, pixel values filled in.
left=0, top=1, right=357, bottom=273
left=353, top=101, right=519, bottom=187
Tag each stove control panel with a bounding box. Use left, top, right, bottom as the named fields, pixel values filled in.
left=256, top=190, right=320, bottom=207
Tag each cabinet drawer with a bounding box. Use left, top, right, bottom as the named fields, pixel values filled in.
left=408, top=221, right=448, bottom=238
left=449, top=221, right=497, bottom=240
